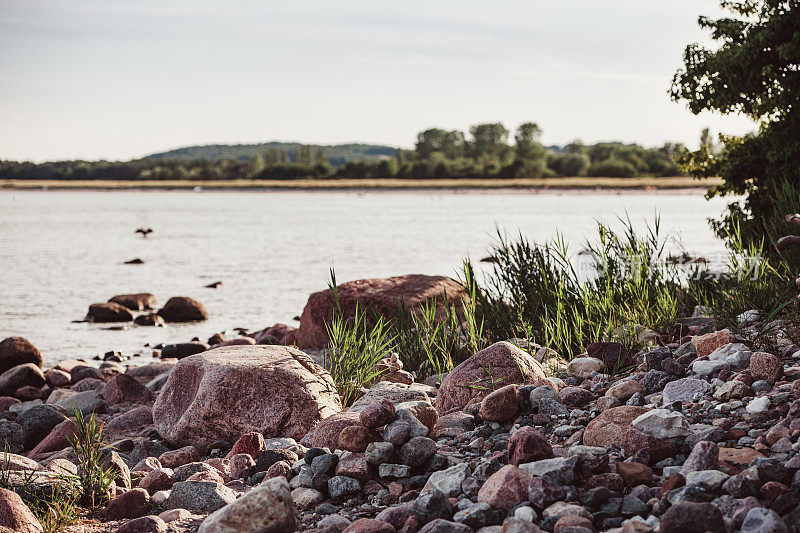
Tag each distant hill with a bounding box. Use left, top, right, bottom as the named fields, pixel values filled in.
left=144, top=142, right=398, bottom=167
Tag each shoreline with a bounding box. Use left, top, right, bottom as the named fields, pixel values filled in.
left=0, top=176, right=720, bottom=192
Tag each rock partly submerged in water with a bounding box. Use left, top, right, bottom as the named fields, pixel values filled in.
left=152, top=345, right=342, bottom=449
left=109, top=293, right=158, bottom=311
left=157, top=296, right=208, bottom=322
left=86, top=302, right=134, bottom=323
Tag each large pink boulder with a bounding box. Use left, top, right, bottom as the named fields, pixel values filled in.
left=296, top=274, right=469, bottom=349
left=435, top=341, right=547, bottom=414
left=152, top=345, right=342, bottom=449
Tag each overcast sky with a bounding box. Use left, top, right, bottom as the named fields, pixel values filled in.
left=0, top=0, right=755, bottom=162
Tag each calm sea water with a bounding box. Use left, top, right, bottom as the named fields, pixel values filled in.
left=0, top=189, right=729, bottom=367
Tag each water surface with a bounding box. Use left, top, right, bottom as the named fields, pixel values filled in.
left=0, top=189, right=729, bottom=367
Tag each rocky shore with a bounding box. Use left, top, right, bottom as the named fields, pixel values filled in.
left=1, top=275, right=800, bottom=533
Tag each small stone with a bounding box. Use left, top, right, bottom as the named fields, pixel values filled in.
left=365, top=442, right=394, bottom=466
left=740, top=507, right=788, bottom=533
left=102, top=488, right=151, bottom=520
left=662, top=378, right=712, bottom=405
left=328, top=476, right=361, bottom=499
left=746, top=396, right=770, bottom=414
left=413, top=488, right=453, bottom=522
left=359, top=399, right=396, bottom=429
left=616, top=462, right=653, bottom=487
left=165, top=481, right=237, bottom=512
left=567, top=357, right=604, bottom=379
left=338, top=425, right=380, bottom=453
left=400, top=436, right=436, bottom=468
left=292, top=487, right=324, bottom=510
left=607, top=380, right=643, bottom=402
left=749, top=352, right=783, bottom=384
left=660, top=502, right=725, bottom=533
left=632, top=409, right=693, bottom=439
left=681, top=441, right=719, bottom=475
left=423, top=462, right=471, bottom=497
left=478, top=384, right=519, bottom=422
left=477, top=465, right=531, bottom=511
left=116, top=516, right=168, bottom=533
left=519, top=456, right=577, bottom=485
left=692, top=331, right=735, bottom=359
left=508, top=426, right=554, bottom=466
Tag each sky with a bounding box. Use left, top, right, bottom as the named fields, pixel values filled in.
left=0, top=0, right=756, bottom=162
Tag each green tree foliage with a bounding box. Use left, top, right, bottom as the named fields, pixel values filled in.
left=264, top=147, right=281, bottom=165
left=415, top=129, right=466, bottom=159
left=670, top=0, right=800, bottom=248
left=0, top=122, right=687, bottom=181
left=468, top=123, right=511, bottom=162
left=295, top=145, right=313, bottom=165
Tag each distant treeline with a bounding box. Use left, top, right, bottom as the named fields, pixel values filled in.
left=0, top=122, right=686, bottom=180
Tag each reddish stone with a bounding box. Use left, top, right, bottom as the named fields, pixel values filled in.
left=343, top=518, right=396, bottom=533
left=103, top=374, right=153, bottom=405
left=359, top=400, right=396, bottom=429
left=265, top=460, right=291, bottom=479
left=44, top=369, right=71, bottom=388
left=312, top=411, right=362, bottom=450
left=0, top=364, right=46, bottom=396
left=477, top=465, right=531, bottom=511
left=616, top=461, right=653, bottom=487
left=139, top=469, right=174, bottom=493
left=508, top=426, right=554, bottom=466
left=116, top=515, right=167, bottom=533
left=681, top=441, right=719, bottom=475
left=760, top=481, right=789, bottom=503
left=0, top=396, right=20, bottom=412
left=586, top=342, right=634, bottom=372
left=152, top=345, right=342, bottom=449
left=14, top=386, right=43, bottom=401
left=106, top=406, right=153, bottom=434
left=338, top=425, right=380, bottom=453
left=296, top=274, right=469, bottom=349
left=226, top=432, right=266, bottom=460
left=621, top=428, right=677, bottom=464
left=158, top=446, right=200, bottom=468
left=749, top=352, right=783, bottom=383
left=250, top=323, right=297, bottom=345
left=86, top=302, right=133, bottom=323
left=0, top=487, right=42, bottom=533
left=660, top=473, right=685, bottom=497
left=28, top=418, right=79, bottom=459
left=585, top=473, right=624, bottom=493
left=436, top=341, right=546, bottom=414
left=157, top=296, right=208, bottom=322
left=606, top=380, right=643, bottom=402
left=109, top=293, right=158, bottom=311
left=102, top=488, right=150, bottom=520
left=583, top=406, right=649, bottom=447
left=692, top=331, right=735, bottom=359
left=660, top=502, right=725, bottom=533
left=558, top=386, right=595, bottom=408
left=479, top=384, right=520, bottom=422
left=0, top=337, right=42, bottom=376
left=554, top=515, right=595, bottom=533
